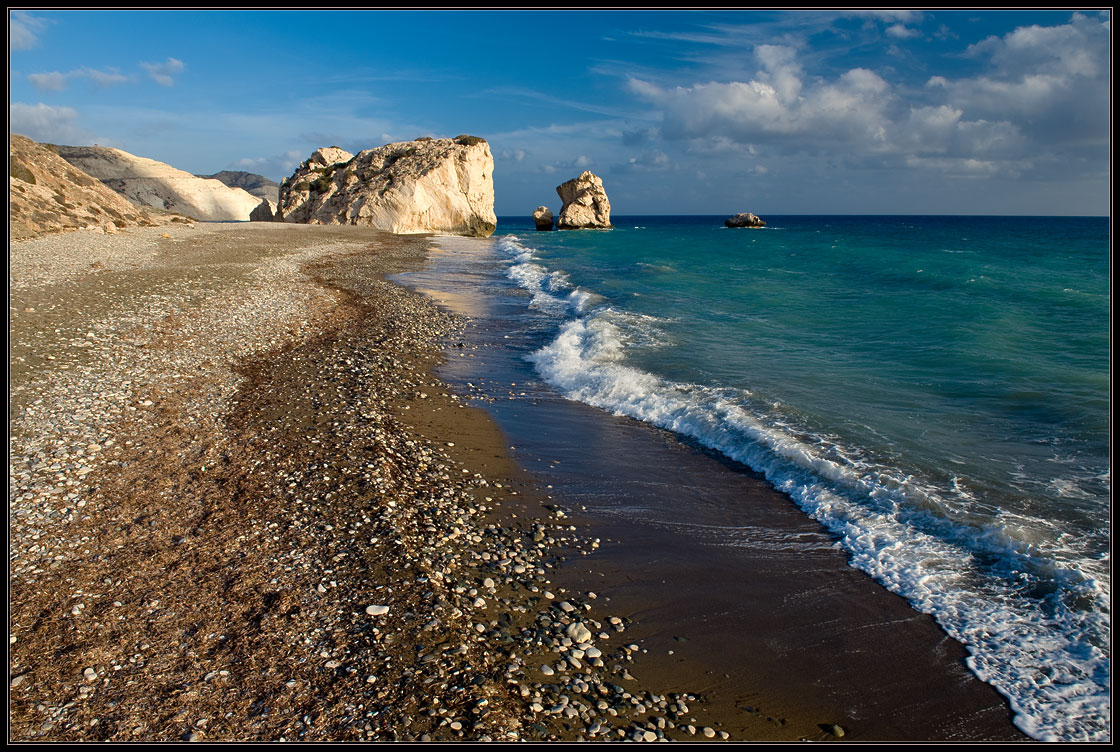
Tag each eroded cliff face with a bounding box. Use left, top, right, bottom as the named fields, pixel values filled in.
left=9, top=133, right=169, bottom=240
left=276, top=137, right=497, bottom=237
left=556, top=171, right=611, bottom=229
left=55, top=145, right=262, bottom=222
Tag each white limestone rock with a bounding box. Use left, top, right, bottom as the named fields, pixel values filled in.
left=55, top=145, right=262, bottom=221
left=556, top=171, right=611, bottom=229
left=277, top=136, right=496, bottom=237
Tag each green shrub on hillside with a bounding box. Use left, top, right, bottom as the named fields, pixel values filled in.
left=10, top=156, right=36, bottom=184
left=454, top=135, right=486, bottom=147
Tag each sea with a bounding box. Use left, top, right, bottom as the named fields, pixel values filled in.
left=409, top=215, right=1111, bottom=742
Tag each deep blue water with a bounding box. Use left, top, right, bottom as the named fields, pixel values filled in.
left=437, top=215, right=1111, bottom=741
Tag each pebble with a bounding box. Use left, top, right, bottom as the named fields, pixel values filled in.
left=365, top=605, right=390, bottom=616
left=567, top=622, right=592, bottom=643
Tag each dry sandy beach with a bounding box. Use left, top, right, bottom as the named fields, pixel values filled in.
left=9, top=223, right=1025, bottom=741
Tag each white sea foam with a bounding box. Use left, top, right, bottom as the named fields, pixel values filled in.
left=495, top=234, right=1111, bottom=742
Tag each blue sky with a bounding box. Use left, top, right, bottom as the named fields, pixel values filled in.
left=9, top=9, right=1111, bottom=215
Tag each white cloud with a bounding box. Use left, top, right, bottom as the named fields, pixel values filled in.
left=940, top=13, right=1109, bottom=147
left=9, top=10, right=47, bottom=51
left=628, top=46, right=893, bottom=150
left=624, top=14, right=1107, bottom=181
left=27, top=72, right=69, bottom=92
left=86, top=68, right=130, bottom=87
left=851, top=10, right=923, bottom=24
left=141, top=57, right=186, bottom=86
left=28, top=67, right=130, bottom=92
left=9, top=102, right=91, bottom=144
left=886, top=23, right=921, bottom=39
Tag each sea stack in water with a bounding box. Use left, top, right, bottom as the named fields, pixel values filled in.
left=725, top=212, right=766, bottom=228
left=556, top=171, right=611, bottom=229
left=532, top=206, right=554, bottom=231
left=276, top=136, right=497, bottom=237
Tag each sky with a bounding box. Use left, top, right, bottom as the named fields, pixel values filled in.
left=8, top=9, right=1112, bottom=216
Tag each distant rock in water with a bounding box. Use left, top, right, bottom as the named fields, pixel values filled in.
left=556, top=171, right=611, bottom=229
left=249, top=198, right=277, bottom=222
left=197, top=170, right=280, bottom=204
left=276, top=136, right=497, bottom=237
left=9, top=133, right=173, bottom=240
left=725, top=212, right=766, bottom=228
left=533, top=206, right=554, bottom=231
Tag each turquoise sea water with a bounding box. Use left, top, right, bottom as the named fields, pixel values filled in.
left=475, top=215, right=1110, bottom=741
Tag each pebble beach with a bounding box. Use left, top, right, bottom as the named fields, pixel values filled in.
left=8, top=222, right=1031, bottom=742
left=8, top=223, right=732, bottom=742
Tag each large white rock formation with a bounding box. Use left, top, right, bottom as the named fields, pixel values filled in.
left=55, top=145, right=262, bottom=221
left=276, top=136, right=497, bottom=237
left=555, top=171, right=611, bottom=229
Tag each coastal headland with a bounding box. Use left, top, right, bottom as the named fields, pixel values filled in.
left=8, top=222, right=1026, bottom=741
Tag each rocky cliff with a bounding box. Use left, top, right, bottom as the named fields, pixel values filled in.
left=556, top=171, right=611, bottom=229
left=9, top=133, right=176, bottom=240
left=276, top=137, right=496, bottom=237
left=56, top=145, right=262, bottom=221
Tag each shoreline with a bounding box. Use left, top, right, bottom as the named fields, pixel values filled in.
left=9, top=222, right=1025, bottom=741
left=401, top=232, right=1031, bottom=741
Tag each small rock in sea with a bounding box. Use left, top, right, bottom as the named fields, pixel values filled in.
left=365, top=605, right=390, bottom=616
left=724, top=211, right=766, bottom=228
left=533, top=206, right=554, bottom=231
left=703, top=727, right=716, bottom=738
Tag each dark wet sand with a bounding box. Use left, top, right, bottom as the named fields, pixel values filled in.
left=404, top=240, right=1029, bottom=742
